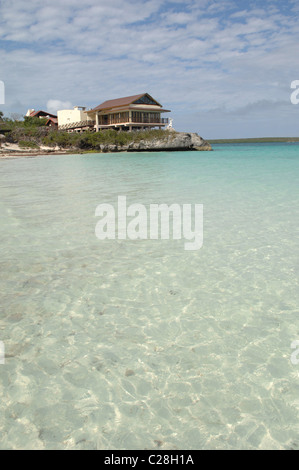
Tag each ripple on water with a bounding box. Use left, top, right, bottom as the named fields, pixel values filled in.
left=0, top=148, right=299, bottom=449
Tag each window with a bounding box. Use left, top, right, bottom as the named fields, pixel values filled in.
left=133, top=95, right=158, bottom=106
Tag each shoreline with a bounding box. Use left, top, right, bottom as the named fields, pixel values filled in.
left=0, top=150, right=72, bottom=159
left=0, top=132, right=212, bottom=158
left=1, top=136, right=296, bottom=159
left=0, top=148, right=209, bottom=159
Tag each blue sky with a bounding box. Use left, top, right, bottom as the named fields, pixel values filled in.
left=0, top=0, right=298, bottom=138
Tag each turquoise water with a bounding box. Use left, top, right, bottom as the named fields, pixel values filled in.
left=0, top=144, right=299, bottom=450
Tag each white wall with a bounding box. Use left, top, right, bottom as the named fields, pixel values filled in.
left=57, top=108, right=92, bottom=126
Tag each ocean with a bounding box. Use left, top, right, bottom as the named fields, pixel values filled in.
left=0, top=143, right=298, bottom=450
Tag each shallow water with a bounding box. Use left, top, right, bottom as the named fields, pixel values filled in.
left=0, top=144, right=299, bottom=449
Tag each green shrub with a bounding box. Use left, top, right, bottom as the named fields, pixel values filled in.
left=23, top=116, right=48, bottom=127
left=19, top=140, right=40, bottom=149
left=76, top=129, right=171, bottom=149
left=2, top=122, right=174, bottom=151
left=42, top=131, right=80, bottom=148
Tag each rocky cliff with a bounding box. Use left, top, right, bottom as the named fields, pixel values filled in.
left=97, top=132, right=212, bottom=153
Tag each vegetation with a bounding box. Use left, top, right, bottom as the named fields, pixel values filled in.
left=0, top=110, right=173, bottom=151
left=18, top=140, right=40, bottom=149
left=43, top=128, right=172, bottom=150
left=23, top=116, right=48, bottom=127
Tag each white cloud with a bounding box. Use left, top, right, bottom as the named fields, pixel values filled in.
left=0, top=0, right=298, bottom=137
left=47, top=100, right=73, bottom=114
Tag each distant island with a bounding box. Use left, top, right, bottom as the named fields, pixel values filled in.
left=209, top=137, right=299, bottom=143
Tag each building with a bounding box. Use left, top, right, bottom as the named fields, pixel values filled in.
left=86, top=93, right=170, bottom=132
left=26, top=109, right=57, bottom=119
left=56, top=94, right=171, bottom=133
left=45, top=117, right=58, bottom=128
left=25, top=109, right=58, bottom=129
left=57, top=106, right=94, bottom=133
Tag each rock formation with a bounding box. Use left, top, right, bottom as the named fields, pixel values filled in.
left=98, top=132, right=212, bottom=153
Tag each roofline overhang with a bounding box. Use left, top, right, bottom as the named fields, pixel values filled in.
left=86, top=107, right=171, bottom=114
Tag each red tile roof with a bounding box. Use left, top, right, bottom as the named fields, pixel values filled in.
left=45, top=117, right=58, bottom=125
left=30, top=110, right=57, bottom=119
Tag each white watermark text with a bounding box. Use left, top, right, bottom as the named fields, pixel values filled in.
left=0, top=341, right=5, bottom=365
left=95, top=196, right=203, bottom=251
left=0, top=81, right=4, bottom=105
left=291, top=340, right=299, bottom=365
left=290, top=80, right=299, bottom=104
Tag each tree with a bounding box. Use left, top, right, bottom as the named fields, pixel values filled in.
left=23, top=116, right=47, bottom=127
left=0, top=111, right=3, bottom=121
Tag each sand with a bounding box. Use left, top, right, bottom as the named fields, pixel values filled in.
left=0, top=142, right=70, bottom=158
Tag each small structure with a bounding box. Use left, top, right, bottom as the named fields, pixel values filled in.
left=45, top=117, right=58, bottom=128
left=86, top=93, right=171, bottom=132
left=167, top=118, right=175, bottom=130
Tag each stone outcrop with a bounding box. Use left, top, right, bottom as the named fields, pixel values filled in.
left=127, top=132, right=211, bottom=152
left=99, top=132, right=212, bottom=153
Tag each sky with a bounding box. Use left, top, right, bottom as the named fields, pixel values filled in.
left=0, top=0, right=299, bottom=138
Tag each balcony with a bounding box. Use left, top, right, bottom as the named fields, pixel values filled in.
left=131, top=117, right=169, bottom=125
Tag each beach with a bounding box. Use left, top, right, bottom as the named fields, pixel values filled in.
left=0, top=143, right=71, bottom=159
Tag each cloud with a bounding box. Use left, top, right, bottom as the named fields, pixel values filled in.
left=0, top=0, right=298, bottom=137
left=47, top=100, right=73, bottom=115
